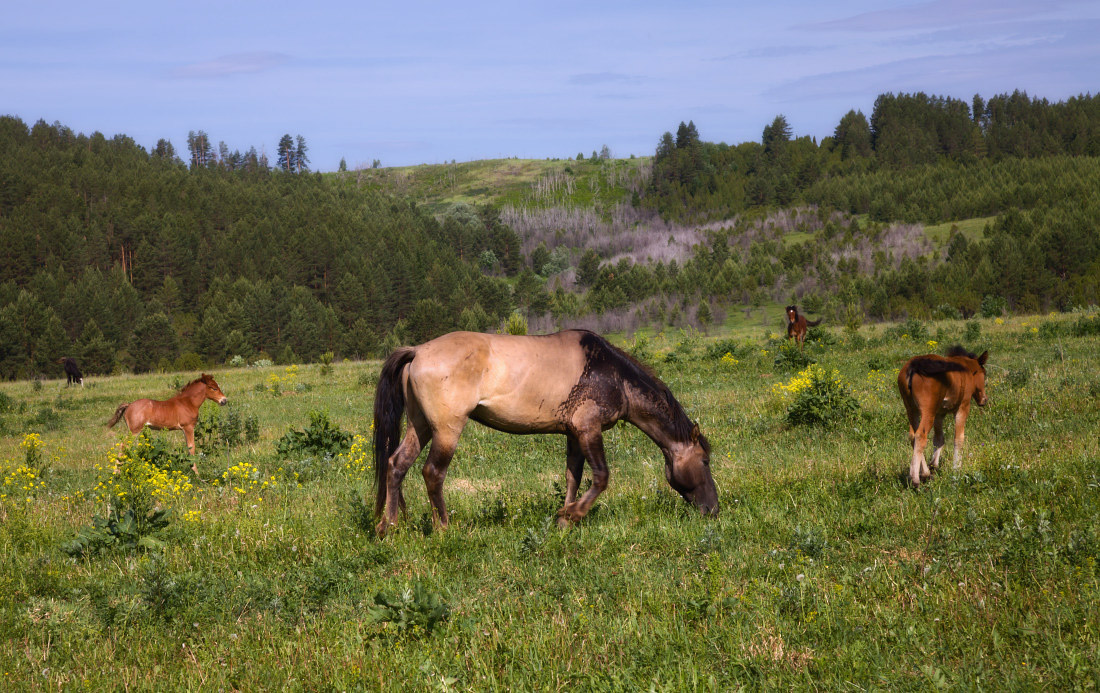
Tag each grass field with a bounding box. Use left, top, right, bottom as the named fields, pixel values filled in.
left=343, top=156, right=649, bottom=214
left=923, top=216, right=996, bottom=246
left=2, top=312, right=1098, bottom=690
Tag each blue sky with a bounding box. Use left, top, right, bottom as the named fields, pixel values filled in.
left=3, top=1, right=1098, bottom=170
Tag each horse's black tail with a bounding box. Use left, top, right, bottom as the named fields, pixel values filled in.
left=906, top=358, right=966, bottom=391
left=373, top=347, right=416, bottom=518
left=107, top=403, right=128, bottom=428
left=806, top=318, right=823, bottom=327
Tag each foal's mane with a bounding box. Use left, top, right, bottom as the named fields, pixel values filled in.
left=945, top=345, right=978, bottom=360
left=178, top=375, right=208, bottom=394
left=583, top=331, right=705, bottom=450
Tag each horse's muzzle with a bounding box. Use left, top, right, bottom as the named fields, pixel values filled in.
left=218, top=397, right=228, bottom=406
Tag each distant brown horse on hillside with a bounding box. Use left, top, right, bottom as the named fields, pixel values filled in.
left=372, top=330, right=718, bottom=538
left=897, top=347, right=989, bottom=487
left=785, top=305, right=822, bottom=352
left=107, top=374, right=228, bottom=474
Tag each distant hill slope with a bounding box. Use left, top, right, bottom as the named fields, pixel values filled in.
left=344, top=156, right=651, bottom=214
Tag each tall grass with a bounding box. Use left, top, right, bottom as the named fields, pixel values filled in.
left=1, top=314, right=1097, bottom=689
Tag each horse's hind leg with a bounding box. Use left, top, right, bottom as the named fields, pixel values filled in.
left=422, top=424, right=464, bottom=528
left=377, top=421, right=428, bottom=537
left=909, top=410, right=934, bottom=487
left=930, top=414, right=946, bottom=471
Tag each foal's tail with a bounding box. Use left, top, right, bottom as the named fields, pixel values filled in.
left=373, top=347, right=416, bottom=518
left=106, top=403, right=129, bottom=428
left=806, top=318, right=823, bottom=327
left=905, top=358, right=966, bottom=391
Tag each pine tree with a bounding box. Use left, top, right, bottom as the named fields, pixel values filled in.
left=276, top=134, right=295, bottom=172
left=295, top=135, right=310, bottom=173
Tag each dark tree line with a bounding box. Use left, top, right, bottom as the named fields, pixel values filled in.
left=645, top=91, right=1100, bottom=221
left=0, top=117, right=520, bottom=379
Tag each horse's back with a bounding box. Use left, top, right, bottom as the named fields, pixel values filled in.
left=409, top=331, right=587, bottom=432
left=900, top=354, right=969, bottom=411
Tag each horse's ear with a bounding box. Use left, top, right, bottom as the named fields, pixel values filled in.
left=977, top=351, right=988, bottom=366
left=691, top=423, right=700, bottom=443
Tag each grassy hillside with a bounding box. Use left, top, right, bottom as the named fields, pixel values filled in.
left=345, top=156, right=651, bottom=214
left=2, top=312, right=1098, bottom=689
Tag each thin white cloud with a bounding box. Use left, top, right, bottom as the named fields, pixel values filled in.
left=171, top=52, right=292, bottom=79
left=801, top=0, right=1082, bottom=32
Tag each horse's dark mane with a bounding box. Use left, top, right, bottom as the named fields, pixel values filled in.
left=945, top=345, right=978, bottom=359
left=580, top=331, right=703, bottom=448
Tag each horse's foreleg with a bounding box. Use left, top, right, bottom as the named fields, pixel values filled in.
left=952, top=407, right=970, bottom=470
left=558, top=431, right=608, bottom=526
left=182, top=424, right=199, bottom=475
left=563, top=435, right=585, bottom=507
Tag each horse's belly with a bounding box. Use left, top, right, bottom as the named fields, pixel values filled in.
left=471, top=404, right=564, bottom=434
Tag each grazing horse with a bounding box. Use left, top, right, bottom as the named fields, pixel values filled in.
left=372, top=330, right=719, bottom=538
left=58, top=357, right=83, bottom=386
left=897, top=347, right=989, bottom=487
left=107, top=373, right=228, bottom=473
left=785, top=305, right=821, bottom=352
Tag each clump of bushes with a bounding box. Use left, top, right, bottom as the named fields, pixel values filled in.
left=773, top=364, right=859, bottom=427
left=196, top=405, right=259, bottom=453
left=276, top=410, right=353, bottom=460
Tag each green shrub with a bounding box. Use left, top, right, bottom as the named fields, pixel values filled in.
left=705, top=337, right=748, bottom=360
left=965, top=320, right=982, bottom=342
left=367, top=582, right=450, bottom=637
left=196, top=405, right=260, bottom=453
left=319, top=351, right=334, bottom=376
left=1072, top=314, right=1100, bottom=336
left=773, top=341, right=815, bottom=371
left=275, top=410, right=353, bottom=460
left=63, top=508, right=171, bottom=558
left=503, top=311, right=528, bottom=335
left=933, top=304, right=962, bottom=320
left=980, top=295, right=1008, bottom=318
left=805, top=325, right=836, bottom=345
left=777, top=364, right=860, bottom=427
left=627, top=332, right=654, bottom=364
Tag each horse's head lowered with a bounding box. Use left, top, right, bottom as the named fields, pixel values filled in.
left=200, top=373, right=229, bottom=406
left=664, top=423, right=719, bottom=516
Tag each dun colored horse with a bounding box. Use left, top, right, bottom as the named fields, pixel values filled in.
left=58, top=357, right=83, bottom=386
left=372, top=330, right=719, bottom=538
left=107, top=374, right=228, bottom=473
left=897, top=347, right=989, bottom=487
left=785, top=305, right=821, bottom=352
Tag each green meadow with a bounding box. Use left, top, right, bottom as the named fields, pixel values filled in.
left=1, top=313, right=1098, bottom=690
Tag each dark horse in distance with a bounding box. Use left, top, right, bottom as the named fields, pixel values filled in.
left=372, top=330, right=719, bottom=538
left=107, top=374, right=229, bottom=474
left=898, top=346, right=989, bottom=487
left=59, top=357, right=83, bottom=386
left=785, top=305, right=822, bottom=352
